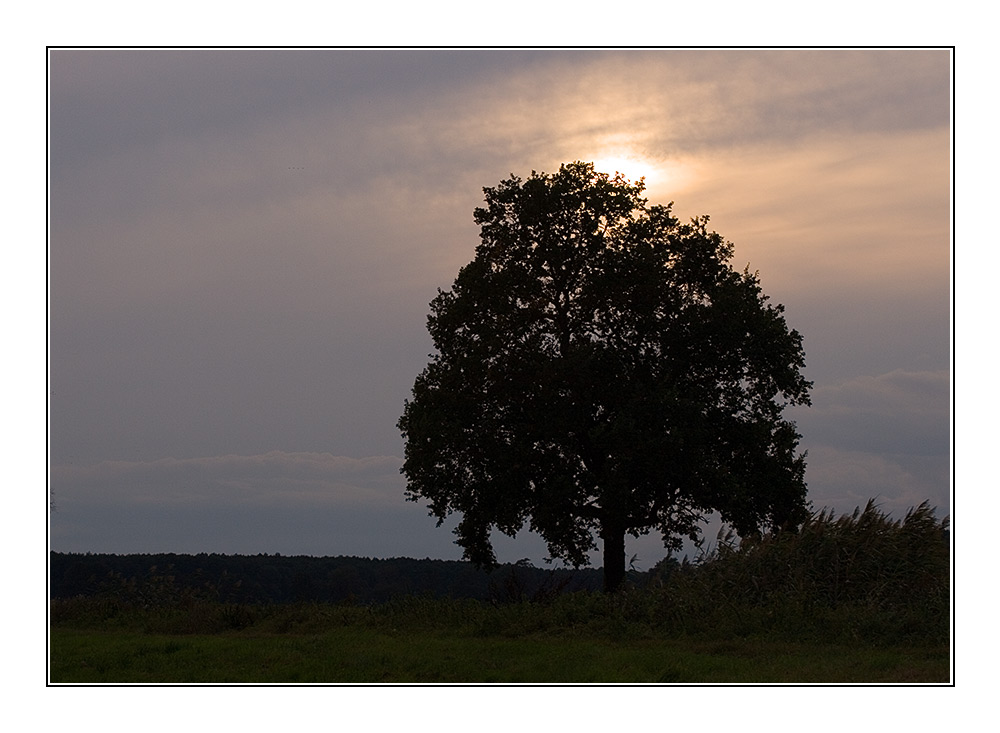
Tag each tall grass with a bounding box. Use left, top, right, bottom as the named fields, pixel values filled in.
left=642, top=499, right=950, bottom=643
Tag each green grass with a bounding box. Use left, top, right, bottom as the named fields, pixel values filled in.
left=49, top=626, right=949, bottom=683
left=49, top=594, right=950, bottom=684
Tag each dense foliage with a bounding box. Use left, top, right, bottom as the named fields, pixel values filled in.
left=398, top=162, right=812, bottom=591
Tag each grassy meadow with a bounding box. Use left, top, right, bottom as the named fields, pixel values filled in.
left=49, top=501, right=951, bottom=684
left=50, top=597, right=949, bottom=683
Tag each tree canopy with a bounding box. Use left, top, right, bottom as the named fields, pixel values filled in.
left=398, top=162, right=812, bottom=591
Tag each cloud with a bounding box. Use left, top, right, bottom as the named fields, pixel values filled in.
left=52, top=50, right=950, bottom=325
left=48, top=452, right=448, bottom=557
left=797, top=369, right=950, bottom=457
left=665, top=129, right=950, bottom=300
left=52, top=451, right=405, bottom=508
left=802, top=446, right=950, bottom=522
left=791, top=369, right=951, bottom=518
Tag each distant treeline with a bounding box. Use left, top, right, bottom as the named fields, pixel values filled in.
left=50, top=552, right=606, bottom=605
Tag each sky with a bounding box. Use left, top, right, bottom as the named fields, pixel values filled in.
left=48, top=48, right=952, bottom=566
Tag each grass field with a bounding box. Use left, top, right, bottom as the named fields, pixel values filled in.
left=49, top=593, right=950, bottom=684
left=49, top=625, right=949, bottom=684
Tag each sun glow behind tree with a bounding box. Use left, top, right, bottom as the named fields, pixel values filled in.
left=589, top=150, right=696, bottom=201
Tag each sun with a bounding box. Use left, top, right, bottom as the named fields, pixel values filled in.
left=591, top=154, right=657, bottom=188
left=587, top=151, right=696, bottom=197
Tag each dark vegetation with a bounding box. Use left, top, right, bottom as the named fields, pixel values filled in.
left=51, top=501, right=949, bottom=648
left=51, top=552, right=603, bottom=607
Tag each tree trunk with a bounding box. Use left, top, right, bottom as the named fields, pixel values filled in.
left=601, top=523, right=626, bottom=593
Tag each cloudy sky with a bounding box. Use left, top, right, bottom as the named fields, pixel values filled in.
left=48, top=48, right=951, bottom=566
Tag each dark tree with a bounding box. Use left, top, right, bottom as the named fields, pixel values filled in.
left=398, top=162, right=812, bottom=592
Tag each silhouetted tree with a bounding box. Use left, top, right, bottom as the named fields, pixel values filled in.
left=398, top=162, right=812, bottom=592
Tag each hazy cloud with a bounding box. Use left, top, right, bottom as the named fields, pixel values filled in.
left=49, top=452, right=432, bottom=556
left=802, top=447, right=950, bottom=522
left=797, top=369, right=949, bottom=457
left=52, top=452, right=404, bottom=507
left=791, top=369, right=950, bottom=521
